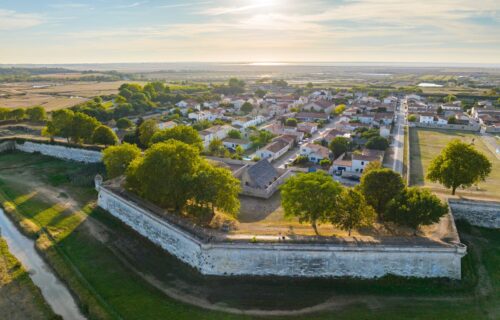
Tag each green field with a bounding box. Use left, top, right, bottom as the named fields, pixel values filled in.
left=409, top=128, right=500, bottom=200
left=0, top=151, right=499, bottom=319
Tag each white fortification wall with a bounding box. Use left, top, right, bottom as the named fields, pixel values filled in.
left=0, top=140, right=102, bottom=163
left=97, top=186, right=466, bottom=279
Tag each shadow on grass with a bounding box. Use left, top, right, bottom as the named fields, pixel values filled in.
left=409, top=128, right=424, bottom=186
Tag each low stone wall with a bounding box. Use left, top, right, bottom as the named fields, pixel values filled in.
left=0, top=140, right=102, bottom=163
left=98, top=185, right=467, bottom=279
left=413, top=122, right=480, bottom=132
left=449, top=199, right=500, bottom=229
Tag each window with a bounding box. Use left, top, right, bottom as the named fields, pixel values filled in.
left=361, top=161, right=364, bottom=165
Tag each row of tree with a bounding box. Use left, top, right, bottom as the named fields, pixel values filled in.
left=43, top=109, right=118, bottom=145
left=103, top=140, right=241, bottom=219
left=0, top=106, right=47, bottom=122
left=281, top=164, right=448, bottom=236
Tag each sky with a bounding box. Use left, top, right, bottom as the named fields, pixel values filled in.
left=0, top=0, right=499, bottom=64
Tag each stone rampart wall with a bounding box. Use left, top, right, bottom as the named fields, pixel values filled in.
left=98, top=186, right=466, bottom=279
left=449, top=199, right=500, bottom=229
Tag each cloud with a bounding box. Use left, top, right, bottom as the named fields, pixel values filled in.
left=0, top=9, right=45, bottom=30
left=49, top=3, right=90, bottom=9
left=117, top=1, right=149, bottom=9
left=158, top=1, right=212, bottom=9
left=198, top=3, right=275, bottom=15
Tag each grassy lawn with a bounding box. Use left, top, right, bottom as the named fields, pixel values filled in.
left=409, top=128, right=500, bottom=200
left=0, top=237, right=56, bottom=319
left=0, top=151, right=498, bottom=319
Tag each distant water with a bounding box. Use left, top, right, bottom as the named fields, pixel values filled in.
left=418, top=82, right=444, bottom=87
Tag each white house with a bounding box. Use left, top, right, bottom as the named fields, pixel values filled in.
left=256, top=139, right=291, bottom=162
left=419, top=112, right=435, bottom=124
left=231, top=116, right=265, bottom=129
left=383, top=96, right=398, bottom=104
left=199, top=125, right=233, bottom=148
left=297, top=122, right=318, bottom=135
left=332, top=149, right=384, bottom=174
left=302, top=101, right=335, bottom=114
left=300, top=143, right=330, bottom=163
left=223, top=138, right=252, bottom=151
left=380, top=126, right=391, bottom=138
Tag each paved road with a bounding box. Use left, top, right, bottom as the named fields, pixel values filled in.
left=390, top=99, right=406, bottom=175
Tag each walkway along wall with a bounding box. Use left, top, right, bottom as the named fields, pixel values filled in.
left=0, top=139, right=102, bottom=163
left=97, top=184, right=467, bottom=279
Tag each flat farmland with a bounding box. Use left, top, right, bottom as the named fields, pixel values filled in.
left=0, top=81, right=141, bottom=111
left=409, top=128, right=500, bottom=200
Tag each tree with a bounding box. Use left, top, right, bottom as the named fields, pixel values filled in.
left=306, top=82, right=314, bottom=89
left=138, top=119, right=158, bottom=147
left=71, top=112, right=100, bottom=144
left=285, top=118, right=298, bottom=127
left=103, top=143, right=141, bottom=178
left=92, top=125, right=118, bottom=145
left=42, top=121, right=56, bottom=142
left=385, top=187, right=448, bottom=231
left=444, top=94, right=457, bottom=103
left=51, top=109, right=74, bottom=142
left=365, top=136, right=389, bottom=150
left=192, top=162, right=240, bottom=216
left=408, top=114, right=417, bottom=122
left=280, top=172, right=343, bottom=235
left=329, top=137, right=350, bottom=159
left=208, top=138, right=227, bottom=157
left=126, top=140, right=201, bottom=210
left=150, top=125, right=203, bottom=150
left=360, top=168, right=405, bottom=216
left=255, top=89, right=267, bottom=98
left=427, top=139, right=492, bottom=195
left=241, top=102, right=253, bottom=114
left=227, top=129, right=242, bottom=139
left=331, top=189, right=376, bottom=236
left=116, top=117, right=133, bottom=130
left=319, top=159, right=331, bottom=167
left=437, top=106, right=443, bottom=115
left=250, top=130, right=274, bottom=148
left=333, top=104, right=346, bottom=115
left=362, top=161, right=382, bottom=175
left=26, top=106, right=46, bottom=122
left=9, top=108, right=25, bottom=121
left=447, top=116, right=457, bottom=124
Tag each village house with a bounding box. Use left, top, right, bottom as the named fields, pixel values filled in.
left=300, top=143, right=330, bottom=163
left=222, top=138, right=252, bottom=151
left=297, top=122, right=318, bottom=135
left=418, top=112, right=436, bottom=124
left=256, top=139, right=291, bottom=162
left=332, top=149, right=385, bottom=175
left=321, top=128, right=349, bottom=144
left=199, top=125, right=233, bottom=148
left=231, top=116, right=265, bottom=129
left=383, top=96, right=398, bottom=104
left=302, top=100, right=335, bottom=114
left=295, top=112, right=329, bottom=122
left=238, top=159, right=291, bottom=198
left=157, top=120, right=177, bottom=130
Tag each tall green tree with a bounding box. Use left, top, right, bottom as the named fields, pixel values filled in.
left=208, top=138, right=227, bottom=157
left=227, top=129, right=242, bottom=139
left=427, top=140, right=492, bottom=195
left=70, top=112, right=100, bottom=144
left=365, top=136, right=389, bottom=150
left=9, top=108, right=25, bottom=121
left=116, top=117, right=133, bottom=129
left=138, top=119, right=158, bottom=147
left=192, top=162, right=240, bottom=216
left=51, top=109, right=75, bottom=142
left=26, top=106, right=46, bottom=122
left=280, top=172, right=343, bottom=235
left=359, top=168, right=405, bottom=216
left=385, top=187, right=448, bottom=231
left=92, top=125, right=118, bottom=146
left=240, top=102, right=253, bottom=114
left=126, top=140, right=201, bottom=210
left=331, top=189, right=376, bottom=236
left=150, top=125, right=203, bottom=150
left=329, top=137, right=350, bottom=159
left=103, top=143, right=141, bottom=178
left=250, top=130, right=274, bottom=148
